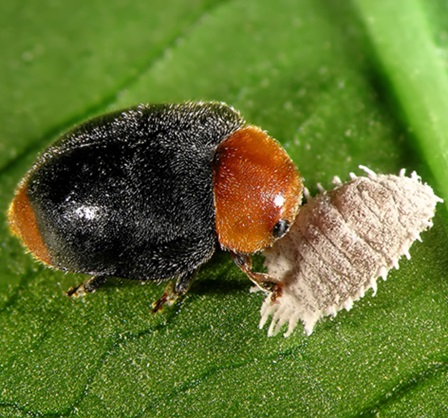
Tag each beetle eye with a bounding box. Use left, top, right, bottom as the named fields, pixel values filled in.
left=272, top=219, right=290, bottom=239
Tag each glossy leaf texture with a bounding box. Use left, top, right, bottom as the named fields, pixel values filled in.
left=1, top=0, right=448, bottom=416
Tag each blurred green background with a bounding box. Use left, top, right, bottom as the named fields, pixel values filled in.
left=1, top=0, right=448, bottom=416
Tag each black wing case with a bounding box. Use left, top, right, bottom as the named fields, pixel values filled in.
left=25, top=102, right=245, bottom=280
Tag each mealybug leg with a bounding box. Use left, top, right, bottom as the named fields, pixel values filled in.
left=66, top=275, right=108, bottom=298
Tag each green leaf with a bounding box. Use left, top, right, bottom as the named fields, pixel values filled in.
left=1, top=0, right=448, bottom=416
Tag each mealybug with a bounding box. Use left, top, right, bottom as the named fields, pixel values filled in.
left=260, top=166, right=442, bottom=337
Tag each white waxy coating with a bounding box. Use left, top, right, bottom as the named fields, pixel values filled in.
left=260, top=167, right=442, bottom=337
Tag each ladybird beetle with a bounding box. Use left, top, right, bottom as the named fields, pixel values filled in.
left=8, top=102, right=302, bottom=311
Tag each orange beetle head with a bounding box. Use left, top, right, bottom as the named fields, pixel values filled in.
left=212, top=126, right=303, bottom=253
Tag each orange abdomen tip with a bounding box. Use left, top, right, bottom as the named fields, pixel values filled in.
left=8, top=183, right=52, bottom=265
left=212, top=126, right=303, bottom=254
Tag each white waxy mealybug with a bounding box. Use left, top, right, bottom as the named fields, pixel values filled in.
left=260, top=166, right=442, bottom=337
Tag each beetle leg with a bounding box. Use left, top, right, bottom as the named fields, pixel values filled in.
left=66, top=275, right=108, bottom=298
left=231, top=252, right=283, bottom=300
left=152, top=270, right=196, bottom=313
